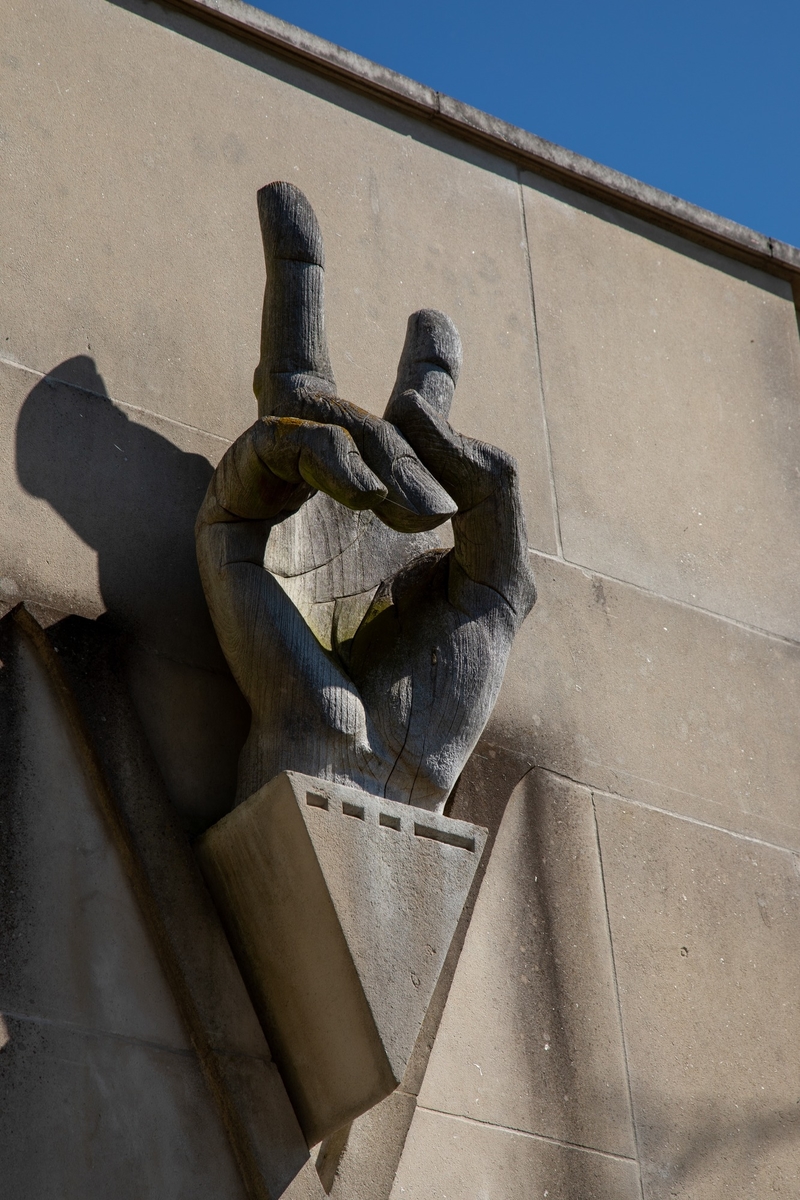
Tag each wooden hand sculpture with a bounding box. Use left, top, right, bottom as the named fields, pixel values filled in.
left=196, top=183, right=536, bottom=812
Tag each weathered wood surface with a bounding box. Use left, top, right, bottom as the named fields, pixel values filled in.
left=196, top=182, right=536, bottom=812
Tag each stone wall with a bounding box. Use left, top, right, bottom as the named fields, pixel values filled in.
left=2, top=0, right=800, bottom=1196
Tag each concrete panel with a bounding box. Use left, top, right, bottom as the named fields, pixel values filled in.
left=390, top=1107, right=641, bottom=1200
left=523, top=175, right=800, bottom=638
left=1, top=358, right=226, bottom=669
left=595, top=797, right=800, bottom=1199
left=125, top=643, right=249, bottom=834
left=2, top=0, right=556, bottom=551
left=320, top=746, right=539, bottom=1200
left=0, top=1016, right=247, bottom=1200
left=1, top=358, right=251, bottom=825
left=281, top=1162, right=326, bottom=1200
left=490, top=552, right=800, bottom=848
left=419, top=769, right=634, bottom=1156
left=326, top=1090, right=417, bottom=1200
left=400, top=741, right=537, bottom=1096
left=0, top=619, right=188, bottom=1048
left=197, top=772, right=485, bottom=1144
left=43, top=609, right=313, bottom=1195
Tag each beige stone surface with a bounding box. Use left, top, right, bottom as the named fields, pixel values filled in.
left=523, top=175, right=800, bottom=638
left=595, top=796, right=800, bottom=1199
left=2, top=0, right=556, bottom=550
left=321, top=748, right=540, bottom=1200
left=43, top=605, right=317, bottom=1190
left=0, top=608, right=313, bottom=1196
left=399, top=741, right=537, bottom=1098
left=281, top=1160, right=326, bottom=1200
left=0, top=358, right=226, bottom=669
left=327, top=1089, right=417, bottom=1199
left=125, top=644, right=249, bottom=833
left=0, top=1016, right=248, bottom=1200
left=490, top=552, right=800, bottom=848
left=419, top=769, right=634, bottom=1156
left=0, top=358, right=252, bottom=827
left=447, top=739, right=537, bottom=834
left=390, top=1107, right=641, bottom=1200
left=197, top=771, right=485, bottom=1144
left=0, top=621, right=189, bottom=1048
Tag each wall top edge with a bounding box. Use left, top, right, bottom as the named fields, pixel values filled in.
left=164, top=0, right=800, bottom=282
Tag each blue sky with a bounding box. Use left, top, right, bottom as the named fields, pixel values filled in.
left=247, top=0, right=800, bottom=248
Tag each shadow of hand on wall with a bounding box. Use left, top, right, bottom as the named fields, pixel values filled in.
left=15, top=356, right=220, bottom=668
left=15, top=357, right=250, bottom=831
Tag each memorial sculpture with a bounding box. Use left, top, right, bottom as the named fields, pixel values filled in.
left=194, top=183, right=537, bottom=1147
left=195, top=181, right=536, bottom=813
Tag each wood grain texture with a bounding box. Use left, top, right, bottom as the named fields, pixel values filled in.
left=196, top=183, right=536, bottom=812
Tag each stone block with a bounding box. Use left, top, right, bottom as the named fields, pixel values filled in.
left=419, top=769, right=635, bottom=1156
left=390, top=1107, right=641, bottom=1199
left=523, top=175, right=800, bottom=639
left=595, top=796, right=800, bottom=1199
left=400, top=740, right=536, bottom=1098
left=2, top=0, right=556, bottom=551
left=196, top=772, right=486, bottom=1145
left=316, top=747, right=537, bottom=1200
left=0, top=608, right=312, bottom=1198
left=0, top=1016, right=247, bottom=1200
left=491, top=552, right=800, bottom=848
left=0, top=614, right=188, bottom=1047
left=326, top=1090, right=417, bottom=1199
left=280, top=1162, right=327, bottom=1200
left=447, top=740, right=537, bottom=836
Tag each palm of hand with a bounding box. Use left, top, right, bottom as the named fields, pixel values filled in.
left=196, top=184, right=535, bottom=812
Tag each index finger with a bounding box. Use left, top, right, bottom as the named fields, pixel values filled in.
left=253, top=182, right=337, bottom=418
left=283, top=390, right=457, bottom=532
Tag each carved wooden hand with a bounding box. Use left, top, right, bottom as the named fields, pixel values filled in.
left=196, top=183, right=536, bottom=812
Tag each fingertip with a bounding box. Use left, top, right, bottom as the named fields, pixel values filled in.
left=257, top=182, right=324, bottom=266
left=391, top=454, right=457, bottom=521
left=296, top=426, right=390, bottom=513
left=347, top=453, right=389, bottom=507
left=405, top=309, right=462, bottom=381
left=386, top=309, right=462, bottom=422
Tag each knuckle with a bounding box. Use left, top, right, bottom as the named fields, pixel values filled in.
left=486, top=445, right=519, bottom=483
left=324, top=423, right=356, bottom=454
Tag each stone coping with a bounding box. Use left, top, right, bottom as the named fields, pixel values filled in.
left=164, top=0, right=800, bottom=281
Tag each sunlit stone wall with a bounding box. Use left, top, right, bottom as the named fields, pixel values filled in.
left=3, top=1, right=800, bottom=1196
